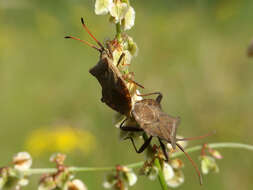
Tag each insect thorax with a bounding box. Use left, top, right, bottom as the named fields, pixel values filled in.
left=132, top=99, right=160, bottom=125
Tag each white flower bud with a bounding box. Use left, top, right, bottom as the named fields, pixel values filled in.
left=13, top=152, right=32, bottom=171
left=95, top=0, right=113, bottom=15
left=200, top=156, right=219, bottom=175
left=127, top=36, right=138, bottom=57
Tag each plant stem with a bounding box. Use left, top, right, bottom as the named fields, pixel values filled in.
left=154, top=158, right=168, bottom=190
left=23, top=142, right=253, bottom=175
left=142, top=133, right=167, bottom=189
left=116, top=23, right=122, bottom=42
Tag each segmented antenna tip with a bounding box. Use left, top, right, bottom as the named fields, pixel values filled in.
left=81, top=17, right=85, bottom=25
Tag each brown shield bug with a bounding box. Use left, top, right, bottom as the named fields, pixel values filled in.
left=65, top=18, right=143, bottom=116
left=120, top=92, right=214, bottom=185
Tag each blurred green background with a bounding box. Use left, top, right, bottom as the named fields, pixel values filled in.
left=1, top=0, right=253, bottom=189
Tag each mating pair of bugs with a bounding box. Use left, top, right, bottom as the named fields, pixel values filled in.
left=65, top=18, right=212, bottom=185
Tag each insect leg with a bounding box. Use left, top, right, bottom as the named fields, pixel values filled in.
left=117, top=53, right=126, bottom=67
left=125, top=136, right=153, bottom=153
left=158, top=138, right=169, bottom=162
left=137, top=92, right=163, bottom=103
left=176, top=143, right=203, bottom=185
left=120, top=119, right=151, bottom=153
left=119, top=118, right=143, bottom=132
left=122, top=72, right=145, bottom=89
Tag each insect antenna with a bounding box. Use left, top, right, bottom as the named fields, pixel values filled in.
left=176, top=143, right=203, bottom=185
left=80, top=18, right=105, bottom=51
left=64, top=36, right=102, bottom=52
left=176, top=131, right=216, bottom=142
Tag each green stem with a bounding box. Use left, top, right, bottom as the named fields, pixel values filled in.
left=23, top=142, right=253, bottom=175
left=154, top=158, right=168, bottom=190
left=142, top=133, right=167, bottom=189
left=116, top=23, right=122, bottom=42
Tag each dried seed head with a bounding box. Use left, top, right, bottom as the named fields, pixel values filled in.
left=38, top=175, right=56, bottom=190
left=50, top=153, right=66, bottom=165
left=208, top=148, right=223, bottom=159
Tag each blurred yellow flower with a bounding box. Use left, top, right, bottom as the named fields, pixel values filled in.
left=25, top=125, right=96, bottom=157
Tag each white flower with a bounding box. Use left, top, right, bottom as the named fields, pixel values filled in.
left=125, top=171, right=137, bottom=186
left=170, top=159, right=184, bottom=169
left=0, top=168, right=8, bottom=189
left=112, top=49, right=132, bottom=68
left=95, top=0, right=113, bottom=15
left=122, top=167, right=137, bottom=186
left=163, top=163, right=174, bottom=182
left=147, top=166, right=159, bottom=180
left=109, top=2, right=129, bottom=23
left=200, top=156, right=219, bottom=175
left=122, top=6, right=135, bottom=31
left=166, top=170, right=184, bottom=188
left=131, top=90, right=143, bottom=105
left=18, top=178, right=29, bottom=186
left=123, top=50, right=132, bottom=66
left=13, top=152, right=32, bottom=171
left=112, top=48, right=123, bottom=66
left=68, top=179, right=87, bottom=190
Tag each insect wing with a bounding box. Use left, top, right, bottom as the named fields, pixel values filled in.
left=157, top=112, right=180, bottom=149
left=132, top=99, right=162, bottom=137
left=89, top=54, right=132, bottom=115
